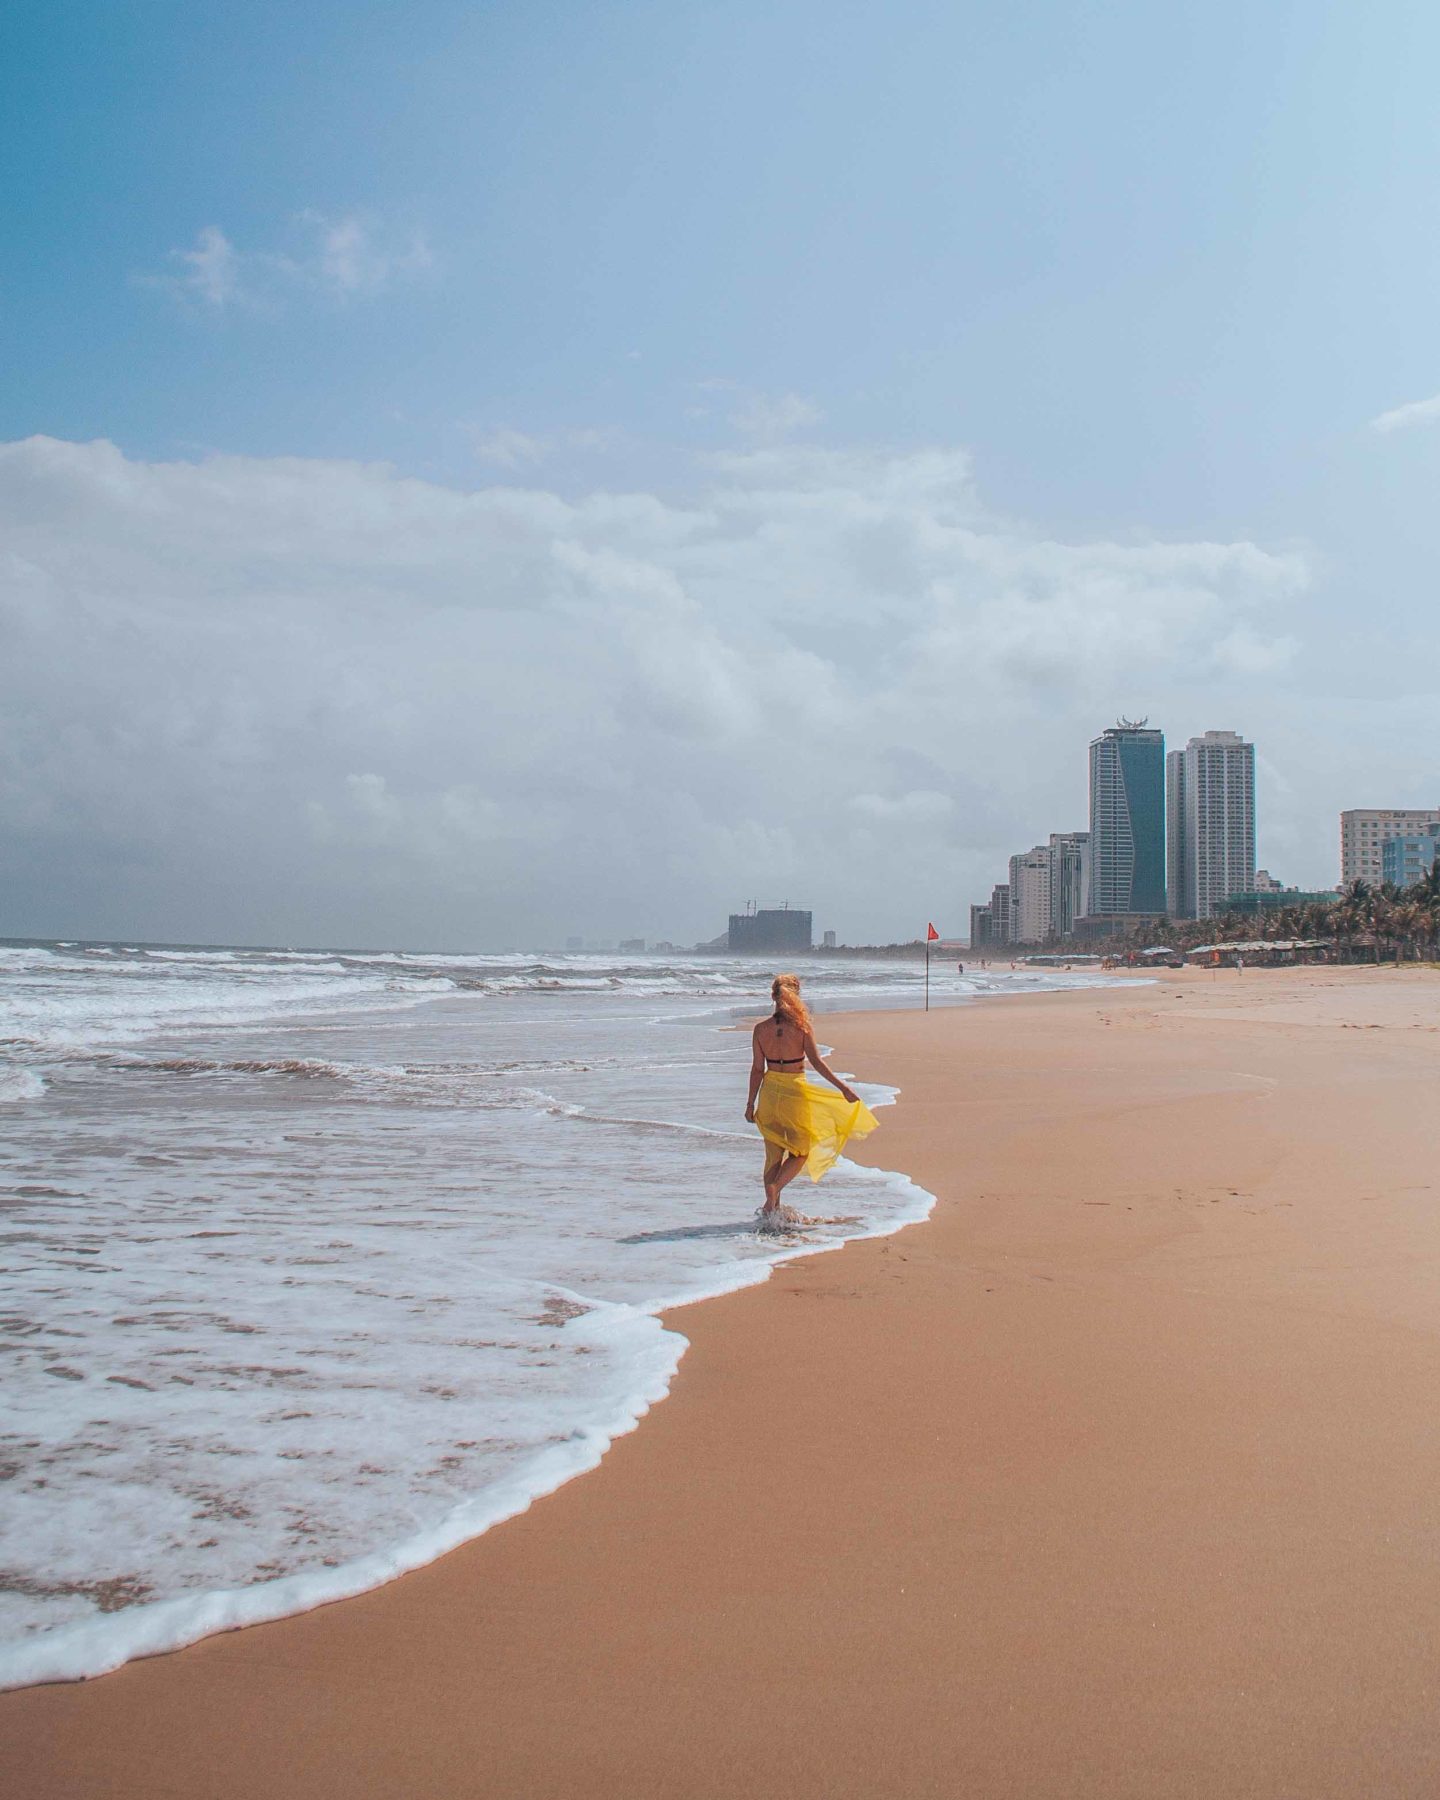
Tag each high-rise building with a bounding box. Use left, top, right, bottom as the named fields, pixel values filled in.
left=968, top=902, right=993, bottom=948
left=1166, top=730, right=1256, bottom=920
left=1088, top=721, right=1166, bottom=918
left=727, top=906, right=812, bottom=954
left=989, top=882, right=1011, bottom=943
left=821, top=929, right=837, bottom=949
left=1381, top=832, right=1439, bottom=888
left=1048, top=831, right=1090, bottom=938
left=1340, top=809, right=1440, bottom=887
left=1165, top=754, right=1185, bottom=919
left=1008, top=846, right=1053, bottom=943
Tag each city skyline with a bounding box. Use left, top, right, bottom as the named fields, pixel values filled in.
left=962, top=716, right=1432, bottom=946
left=511, top=774, right=1431, bottom=951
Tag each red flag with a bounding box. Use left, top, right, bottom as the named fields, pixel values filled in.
left=926, top=922, right=940, bottom=941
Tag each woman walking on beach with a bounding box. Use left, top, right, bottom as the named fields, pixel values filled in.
left=746, top=973, right=878, bottom=1221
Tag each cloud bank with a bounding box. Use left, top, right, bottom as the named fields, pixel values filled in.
left=1, top=435, right=1306, bottom=946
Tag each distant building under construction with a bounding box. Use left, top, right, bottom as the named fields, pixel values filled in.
left=727, top=906, right=813, bottom=954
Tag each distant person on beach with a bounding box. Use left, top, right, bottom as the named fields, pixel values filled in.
left=746, top=972, right=878, bottom=1223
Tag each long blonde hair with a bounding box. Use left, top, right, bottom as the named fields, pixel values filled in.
left=771, top=972, right=811, bottom=1035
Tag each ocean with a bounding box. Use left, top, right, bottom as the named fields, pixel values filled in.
left=0, top=939, right=1109, bottom=1688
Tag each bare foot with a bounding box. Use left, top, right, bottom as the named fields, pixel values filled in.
left=756, top=1201, right=809, bottom=1234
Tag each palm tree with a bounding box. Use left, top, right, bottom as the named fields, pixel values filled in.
left=1413, top=862, right=1440, bottom=958
left=1395, top=899, right=1428, bottom=960
left=1334, top=879, right=1372, bottom=963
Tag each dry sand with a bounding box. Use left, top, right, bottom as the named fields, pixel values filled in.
left=5, top=964, right=1440, bottom=1798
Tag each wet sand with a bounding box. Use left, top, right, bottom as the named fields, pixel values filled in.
left=5, top=964, right=1440, bottom=1797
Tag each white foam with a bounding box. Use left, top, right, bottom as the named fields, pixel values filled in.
left=0, top=1150, right=931, bottom=1693
left=0, top=1297, right=685, bottom=1689
left=0, top=1064, right=45, bottom=1102
left=0, top=957, right=453, bottom=1056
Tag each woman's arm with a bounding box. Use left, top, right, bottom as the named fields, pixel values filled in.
left=803, top=1031, right=859, bottom=1104
left=745, top=1027, right=764, bottom=1121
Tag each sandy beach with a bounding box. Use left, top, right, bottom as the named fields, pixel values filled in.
left=5, top=963, right=1440, bottom=1798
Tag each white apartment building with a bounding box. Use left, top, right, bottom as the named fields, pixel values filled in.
left=989, top=882, right=1011, bottom=942
left=1008, top=846, right=1053, bottom=943
left=1048, top=830, right=1090, bottom=937
left=1166, top=730, right=1256, bottom=919
left=1340, top=808, right=1440, bottom=887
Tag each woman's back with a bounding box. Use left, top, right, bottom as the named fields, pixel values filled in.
left=755, top=1014, right=806, bottom=1067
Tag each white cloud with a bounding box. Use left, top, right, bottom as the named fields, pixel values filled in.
left=0, top=434, right=1309, bottom=946
left=145, top=213, right=433, bottom=311
left=465, top=424, right=621, bottom=469
left=1370, top=392, right=1440, bottom=433
left=468, top=427, right=547, bottom=469
left=727, top=390, right=824, bottom=440
left=167, top=225, right=242, bottom=307
left=1211, top=623, right=1298, bottom=675
left=853, top=790, right=955, bottom=823
left=301, top=211, right=433, bottom=296
left=688, top=380, right=824, bottom=440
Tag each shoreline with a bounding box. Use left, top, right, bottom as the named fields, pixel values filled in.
left=6, top=965, right=1440, bottom=1796
left=0, top=992, right=954, bottom=1693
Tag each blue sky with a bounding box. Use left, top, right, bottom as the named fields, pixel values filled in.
left=3, top=2, right=1439, bottom=944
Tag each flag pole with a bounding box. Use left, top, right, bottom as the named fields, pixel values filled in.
left=925, top=929, right=930, bottom=1012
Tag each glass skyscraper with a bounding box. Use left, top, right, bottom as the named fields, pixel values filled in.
left=1087, top=722, right=1166, bottom=917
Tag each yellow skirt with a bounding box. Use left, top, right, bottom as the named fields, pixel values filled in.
left=754, top=1071, right=879, bottom=1182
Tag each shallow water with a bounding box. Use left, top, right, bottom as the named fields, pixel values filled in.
left=0, top=940, right=1110, bottom=1685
